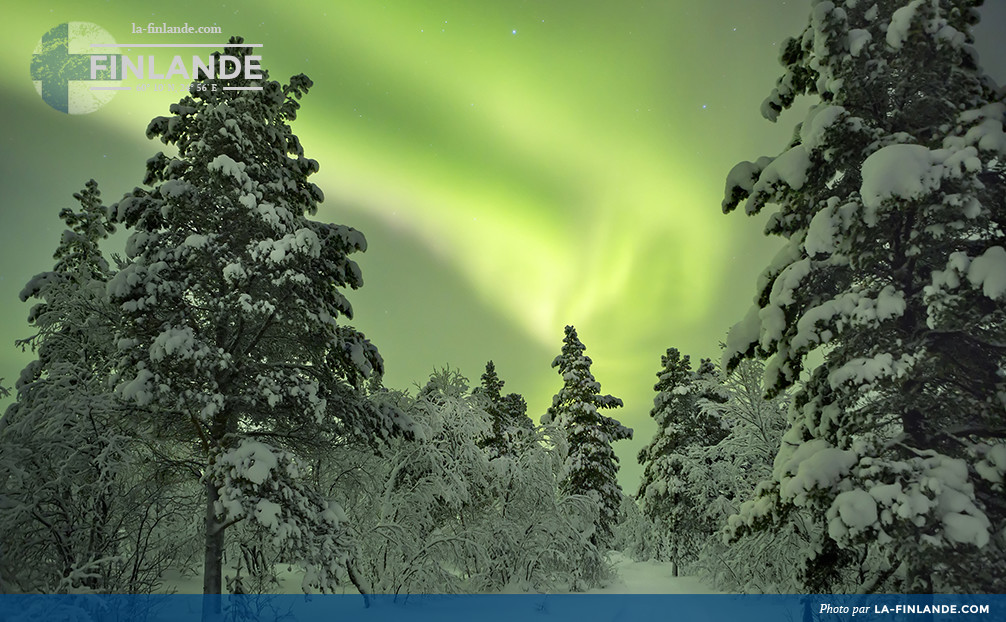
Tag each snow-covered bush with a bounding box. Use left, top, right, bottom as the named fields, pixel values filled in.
left=335, top=369, right=601, bottom=594
left=611, top=494, right=660, bottom=563
left=0, top=182, right=197, bottom=593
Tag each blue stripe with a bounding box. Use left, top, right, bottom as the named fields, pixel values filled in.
left=0, top=594, right=1000, bottom=622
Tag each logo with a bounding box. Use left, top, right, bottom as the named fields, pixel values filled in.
left=30, top=22, right=122, bottom=114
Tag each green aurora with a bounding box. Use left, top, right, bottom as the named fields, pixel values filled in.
left=2, top=1, right=1004, bottom=489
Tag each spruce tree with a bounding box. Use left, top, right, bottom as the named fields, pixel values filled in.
left=475, top=361, right=533, bottom=459
left=722, top=1, right=1006, bottom=592
left=107, top=41, right=407, bottom=599
left=636, top=349, right=728, bottom=571
left=542, top=325, right=632, bottom=548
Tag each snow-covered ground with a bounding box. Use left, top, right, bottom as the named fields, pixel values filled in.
left=582, top=552, right=717, bottom=594
left=163, top=551, right=717, bottom=595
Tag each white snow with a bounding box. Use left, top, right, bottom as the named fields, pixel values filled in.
left=778, top=440, right=857, bottom=504
left=790, top=287, right=906, bottom=352
left=321, top=500, right=348, bottom=525
left=724, top=159, right=765, bottom=196
left=723, top=305, right=761, bottom=368
left=805, top=205, right=838, bottom=257
left=942, top=512, right=990, bottom=547
left=221, top=440, right=280, bottom=486
left=957, top=103, right=1006, bottom=154
left=162, top=550, right=717, bottom=595
left=976, top=444, right=1006, bottom=484
left=886, top=0, right=924, bottom=49
left=222, top=262, right=247, bottom=283
left=722, top=156, right=776, bottom=213
left=238, top=193, right=257, bottom=210
left=941, top=146, right=983, bottom=178
left=847, top=29, right=871, bottom=56
left=580, top=552, right=717, bottom=594
left=159, top=179, right=191, bottom=198
left=932, top=247, right=1006, bottom=305
left=149, top=326, right=197, bottom=362
left=755, top=145, right=811, bottom=192
left=860, top=144, right=942, bottom=221
left=207, top=154, right=247, bottom=180
left=927, top=251, right=969, bottom=294
left=800, top=105, right=845, bottom=152
left=923, top=457, right=990, bottom=547
left=183, top=233, right=209, bottom=248
left=962, top=196, right=983, bottom=219
left=935, top=24, right=965, bottom=47
left=255, top=499, right=283, bottom=529
left=966, top=246, right=1006, bottom=300
left=758, top=305, right=787, bottom=348
left=861, top=143, right=983, bottom=226
left=106, top=265, right=143, bottom=298
left=768, top=258, right=811, bottom=307
left=828, top=489, right=878, bottom=538
left=257, top=202, right=282, bottom=226
left=827, top=352, right=914, bottom=388
left=256, top=228, right=322, bottom=264
left=868, top=482, right=903, bottom=509
left=118, top=368, right=154, bottom=406
left=874, top=285, right=907, bottom=319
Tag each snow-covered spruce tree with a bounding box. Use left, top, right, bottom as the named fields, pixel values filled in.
left=0, top=181, right=193, bottom=592
left=107, top=41, right=407, bottom=598
left=474, top=361, right=534, bottom=459
left=635, top=349, right=728, bottom=572
left=721, top=1, right=1006, bottom=592
left=542, top=325, right=632, bottom=550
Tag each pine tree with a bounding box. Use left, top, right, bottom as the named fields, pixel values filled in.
left=542, top=325, right=632, bottom=548
left=107, top=41, right=407, bottom=600
left=475, top=361, right=533, bottom=459
left=636, top=349, right=728, bottom=571
left=722, top=1, right=1006, bottom=592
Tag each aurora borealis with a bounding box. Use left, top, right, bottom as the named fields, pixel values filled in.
left=3, top=1, right=1005, bottom=489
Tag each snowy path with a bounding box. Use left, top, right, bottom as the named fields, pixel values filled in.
left=164, top=551, right=717, bottom=595
left=582, top=552, right=717, bottom=594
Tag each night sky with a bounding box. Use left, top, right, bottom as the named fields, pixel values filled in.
left=3, top=2, right=1005, bottom=490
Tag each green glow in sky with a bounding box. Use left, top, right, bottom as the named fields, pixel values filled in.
left=2, top=1, right=1004, bottom=490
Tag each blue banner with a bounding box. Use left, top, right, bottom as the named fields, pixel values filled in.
left=0, top=594, right=999, bottom=622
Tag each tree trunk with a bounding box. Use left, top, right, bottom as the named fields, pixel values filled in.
left=202, top=478, right=224, bottom=621
left=346, top=558, right=372, bottom=608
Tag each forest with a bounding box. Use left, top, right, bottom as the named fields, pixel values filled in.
left=1, top=0, right=1005, bottom=598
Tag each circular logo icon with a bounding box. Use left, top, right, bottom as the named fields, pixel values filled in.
left=31, top=22, right=122, bottom=114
